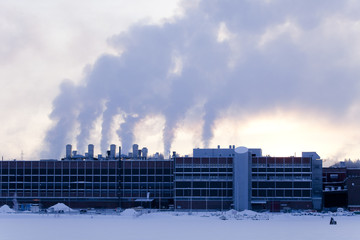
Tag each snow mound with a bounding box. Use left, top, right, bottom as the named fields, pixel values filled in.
left=0, top=204, right=15, bottom=213
left=222, top=209, right=269, bottom=220
left=48, top=203, right=73, bottom=212
left=121, top=209, right=140, bottom=217
left=238, top=210, right=258, bottom=216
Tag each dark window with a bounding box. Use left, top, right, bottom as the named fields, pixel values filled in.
left=285, top=190, right=292, bottom=197
left=132, top=169, right=139, bottom=174
left=78, top=169, right=85, bottom=175
left=48, top=169, right=54, bottom=174
left=193, top=190, right=200, bottom=196
left=258, top=190, right=266, bottom=197
left=193, top=182, right=206, bottom=188
left=210, top=190, right=218, bottom=196
left=132, top=176, right=139, bottom=182
left=70, top=169, right=77, bottom=174
left=259, top=182, right=275, bottom=188
left=176, top=182, right=191, bottom=188
left=55, top=169, right=61, bottom=175
left=294, top=190, right=301, bottom=197
left=148, top=169, right=154, bottom=174
left=176, top=190, right=183, bottom=196
left=294, top=182, right=311, bottom=188
left=63, top=176, right=69, bottom=182
left=252, top=182, right=258, bottom=188
left=94, top=169, right=100, bottom=175
left=267, top=190, right=275, bottom=197
left=63, top=169, right=69, bottom=174
left=276, top=190, right=284, bottom=197
left=302, top=190, right=311, bottom=197
left=276, top=182, right=292, bottom=188
left=25, top=169, right=31, bottom=175
left=252, top=190, right=258, bottom=197
left=140, top=176, right=147, bottom=182
left=86, top=169, right=93, bottom=175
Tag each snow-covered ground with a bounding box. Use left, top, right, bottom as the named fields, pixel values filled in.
left=0, top=210, right=358, bottom=240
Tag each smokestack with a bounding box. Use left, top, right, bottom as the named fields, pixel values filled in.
left=138, top=150, right=142, bottom=159
left=218, top=145, right=220, bottom=149
left=110, top=144, right=116, bottom=159
left=118, top=146, right=122, bottom=159
left=66, top=144, right=72, bottom=159
left=88, top=144, right=94, bottom=159
left=133, top=144, right=139, bottom=159
left=141, top=147, right=148, bottom=160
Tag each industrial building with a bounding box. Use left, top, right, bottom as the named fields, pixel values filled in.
left=0, top=144, right=324, bottom=211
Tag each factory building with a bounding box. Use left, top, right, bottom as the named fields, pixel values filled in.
left=0, top=144, right=323, bottom=211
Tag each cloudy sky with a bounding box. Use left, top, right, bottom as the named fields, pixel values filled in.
left=1, top=0, right=360, bottom=165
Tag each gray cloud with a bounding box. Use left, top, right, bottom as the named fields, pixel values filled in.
left=43, top=0, right=360, bottom=158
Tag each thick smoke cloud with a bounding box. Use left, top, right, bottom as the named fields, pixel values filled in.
left=42, top=0, right=360, bottom=158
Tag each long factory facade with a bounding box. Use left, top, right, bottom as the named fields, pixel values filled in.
left=0, top=144, right=323, bottom=211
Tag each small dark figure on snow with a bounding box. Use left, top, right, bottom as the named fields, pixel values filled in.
left=330, top=217, right=337, bottom=225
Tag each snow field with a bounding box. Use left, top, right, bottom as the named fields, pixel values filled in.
left=0, top=211, right=357, bottom=240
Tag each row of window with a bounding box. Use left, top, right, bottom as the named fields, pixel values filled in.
left=120, top=176, right=172, bottom=182
left=252, top=189, right=311, bottom=197
left=1, top=176, right=117, bottom=182
left=175, top=181, right=232, bottom=188
left=252, top=168, right=311, bottom=173
left=252, top=164, right=311, bottom=168
left=175, top=189, right=232, bottom=197
left=175, top=168, right=232, bottom=173
left=1, top=183, right=117, bottom=189
left=252, top=181, right=311, bottom=188
left=0, top=169, right=117, bottom=175
left=175, top=164, right=232, bottom=168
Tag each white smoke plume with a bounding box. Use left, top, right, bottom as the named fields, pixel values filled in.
left=42, top=0, right=360, bottom=158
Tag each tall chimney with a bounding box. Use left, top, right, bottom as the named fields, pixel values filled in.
left=133, top=144, right=139, bottom=159
left=110, top=144, right=116, bottom=159
left=88, top=144, right=94, bottom=159
left=66, top=144, right=72, bottom=159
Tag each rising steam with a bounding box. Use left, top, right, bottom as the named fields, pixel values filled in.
left=42, top=0, right=360, bottom=158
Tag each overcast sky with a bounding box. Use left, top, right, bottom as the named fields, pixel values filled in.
left=1, top=0, right=360, bottom=166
